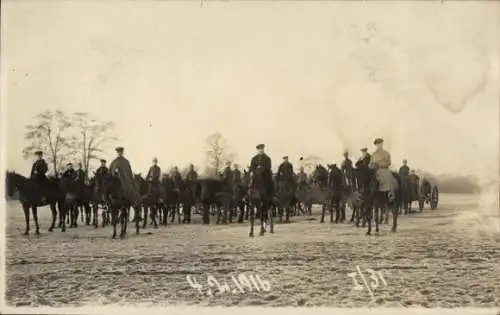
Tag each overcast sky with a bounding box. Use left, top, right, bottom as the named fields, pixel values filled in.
left=2, top=0, right=499, bottom=178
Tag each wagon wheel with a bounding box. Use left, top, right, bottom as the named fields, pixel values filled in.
left=430, top=186, right=439, bottom=210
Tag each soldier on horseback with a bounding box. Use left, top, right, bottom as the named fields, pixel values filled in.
left=369, top=138, right=398, bottom=194
left=276, top=156, right=295, bottom=194
left=296, top=166, right=307, bottom=187
left=358, top=147, right=371, bottom=167
left=171, top=166, right=183, bottom=190
left=185, top=164, right=198, bottom=181
left=94, top=159, right=108, bottom=202
left=341, top=151, right=354, bottom=187
left=30, top=150, right=49, bottom=203
left=109, top=146, right=140, bottom=203
left=232, top=164, right=242, bottom=184
left=249, top=144, right=273, bottom=192
left=223, top=161, right=233, bottom=187
left=399, top=159, right=410, bottom=178
left=146, top=157, right=162, bottom=198
left=62, top=162, right=76, bottom=180
left=76, top=163, right=86, bottom=183
left=95, top=159, right=108, bottom=180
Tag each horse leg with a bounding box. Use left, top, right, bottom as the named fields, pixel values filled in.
left=85, top=203, right=91, bottom=225
left=152, top=205, right=159, bottom=228
left=177, top=204, right=182, bottom=224
left=93, top=203, right=99, bottom=228
left=142, top=204, right=148, bottom=229
left=269, top=202, right=275, bottom=233
left=366, top=201, right=373, bottom=235
left=58, top=201, right=67, bottom=232
left=23, top=204, right=30, bottom=235
left=391, top=202, right=398, bottom=232
left=202, top=203, right=210, bottom=224
left=101, top=209, right=107, bottom=228
left=330, top=201, right=335, bottom=223
left=48, top=203, right=57, bottom=232
left=238, top=203, right=244, bottom=223
left=134, top=206, right=140, bottom=234
left=285, top=203, right=291, bottom=223
left=278, top=205, right=284, bottom=223
left=111, top=206, right=118, bottom=239
left=227, top=200, right=233, bottom=224
left=120, top=206, right=128, bottom=238
left=259, top=203, right=266, bottom=236
left=249, top=204, right=255, bottom=237
left=32, top=206, right=40, bottom=235
left=375, top=203, right=380, bottom=234
left=341, top=202, right=347, bottom=223
left=320, top=203, right=326, bottom=223
left=223, top=202, right=229, bottom=224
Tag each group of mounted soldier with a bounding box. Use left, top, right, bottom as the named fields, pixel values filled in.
left=8, top=136, right=434, bottom=238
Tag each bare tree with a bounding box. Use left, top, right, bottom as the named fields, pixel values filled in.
left=70, top=112, right=118, bottom=179
left=204, top=132, right=236, bottom=175
left=22, top=110, right=74, bottom=177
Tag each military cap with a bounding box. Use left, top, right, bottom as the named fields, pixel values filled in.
left=360, top=147, right=368, bottom=152
left=373, top=138, right=384, bottom=145
left=115, top=146, right=124, bottom=152
left=152, top=157, right=158, bottom=162
left=256, top=144, right=265, bottom=149
left=100, top=159, right=107, bottom=163
left=34, top=150, right=43, bottom=155
left=283, top=156, right=288, bottom=160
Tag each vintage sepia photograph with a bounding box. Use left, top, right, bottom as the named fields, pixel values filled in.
left=1, top=0, right=499, bottom=313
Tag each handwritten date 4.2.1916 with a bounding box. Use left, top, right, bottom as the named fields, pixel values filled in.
left=187, top=273, right=271, bottom=296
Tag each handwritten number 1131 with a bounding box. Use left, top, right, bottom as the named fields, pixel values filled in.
left=348, top=268, right=388, bottom=291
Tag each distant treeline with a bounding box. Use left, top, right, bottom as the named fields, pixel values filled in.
left=418, top=171, right=480, bottom=194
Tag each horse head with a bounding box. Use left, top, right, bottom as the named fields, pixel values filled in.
left=5, top=171, right=25, bottom=198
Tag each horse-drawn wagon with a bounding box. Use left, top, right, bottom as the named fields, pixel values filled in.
left=418, top=179, right=439, bottom=211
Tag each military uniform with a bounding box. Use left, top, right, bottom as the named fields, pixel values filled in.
left=341, top=157, right=354, bottom=186
left=95, top=165, right=108, bottom=179
left=146, top=165, right=161, bottom=183
left=30, top=157, right=49, bottom=201
left=172, top=170, right=182, bottom=190
left=249, top=152, right=273, bottom=191
left=223, top=166, right=233, bottom=185
left=399, top=165, right=410, bottom=178
left=233, top=168, right=242, bottom=184
left=276, top=162, right=294, bottom=182
left=62, top=168, right=76, bottom=180
left=370, top=148, right=397, bottom=192
left=109, top=154, right=140, bottom=203
left=185, top=170, right=198, bottom=181
left=30, top=158, right=48, bottom=179
left=146, top=164, right=162, bottom=197
left=297, top=171, right=307, bottom=184
left=94, top=164, right=108, bottom=201
left=75, top=169, right=85, bottom=184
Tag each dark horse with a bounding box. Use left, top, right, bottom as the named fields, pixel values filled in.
left=103, top=172, right=132, bottom=239
left=274, top=178, right=295, bottom=224
left=5, top=171, right=66, bottom=234
left=134, top=174, right=163, bottom=230
left=248, top=167, right=274, bottom=237
left=355, top=162, right=399, bottom=235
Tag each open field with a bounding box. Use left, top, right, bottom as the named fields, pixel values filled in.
left=3, top=193, right=500, bottom=308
